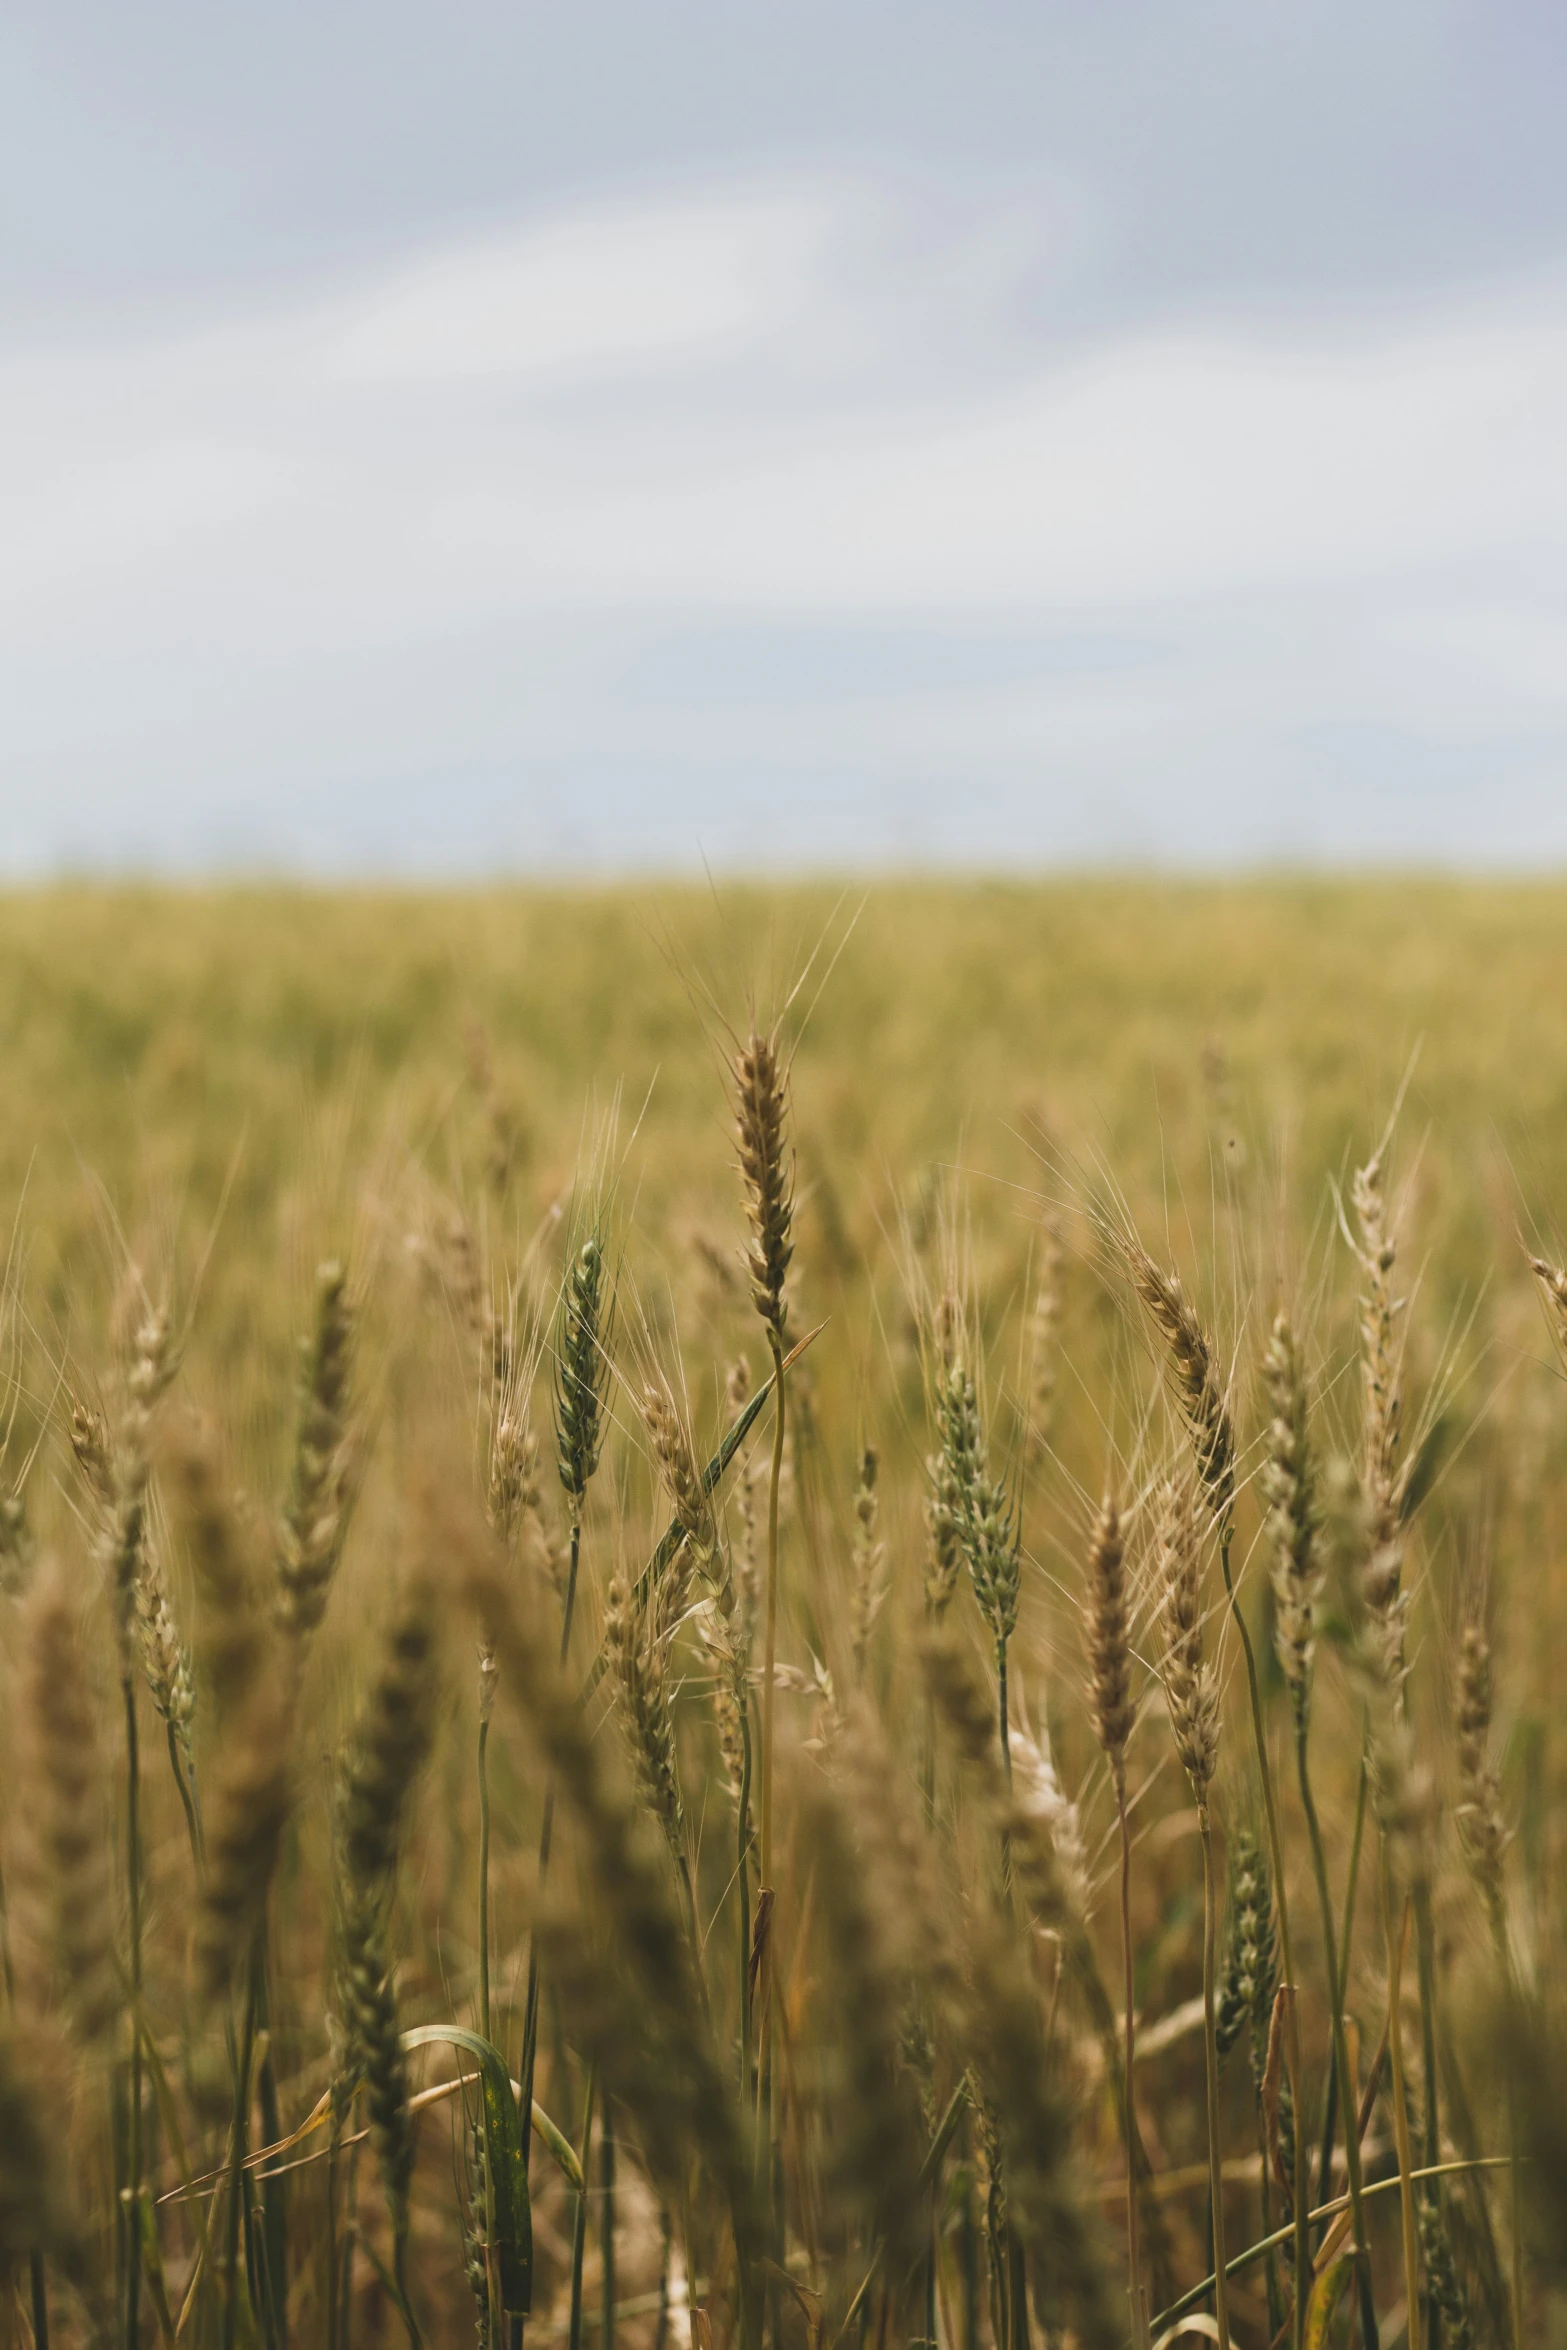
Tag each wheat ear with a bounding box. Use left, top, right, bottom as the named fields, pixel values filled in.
left=1352, top=1154, right=1411, bottom=1699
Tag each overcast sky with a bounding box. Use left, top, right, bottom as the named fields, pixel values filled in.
left=5, top=4, right=1567, bottom=874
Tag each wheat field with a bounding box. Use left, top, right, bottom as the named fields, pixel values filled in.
left=1, top=879, right=1566, bottom=2350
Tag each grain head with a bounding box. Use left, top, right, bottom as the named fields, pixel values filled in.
left=1084, top=1492, right=1134, bottom=1780
left=733, top=1025, right=793, bottom=1344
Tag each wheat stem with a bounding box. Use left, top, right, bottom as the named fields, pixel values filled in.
left=925, top=2190, right=939, bottom=2350
left=1492, top=1911, right=1525, bottom=2350
left=1317, top=1756, right=1368, bottom=2218
left=476, top=1696, right=505, bottom=2340
left=1411, top=1878, right=1443, bottom=2350
left=393, top=2225, right=424, bottom=2349
left=478, top=1717, right=493, bottom=2043
left=738, top=1698, right=755, bottom=2110
left=167, top=1719, right=204, bottom=1870
left=960, top=2137, right=981, bottom=2350
left=30, top=2250, right=49, bottom=2349
left=1115, top=1772, right=1146, bottom=2350
left=1217, top=1526, right=1309, bottom=2350
left=1455, top=1617, right=1520, bottom=2350
left=338, top=2136, right=361, bottom=2350
left=567, top=2064, right=597, bottom=2350
left=600, top=2090, right=617, bottom=2350
left=223, top=1940, right=259, bottom=2350
left=255, top=1951, right=288, bottom=2350
left=758, top=1329, right=786, bottom=2340
left=520, top=1516, right=584, bottom=2188
left=1009, top=2231, right=1032, bottom=2348
left=1296, top=1719, right=1379, bottom=2350
left=1383, top=1865, right=1423, bottom=2350
left=654, top=2211, right=672, bottom=2350
left=1199, top=1811, right=1232, bottom=2350
left=326, top=2104, right=341, bottom=2350
left=759, top=1334, right=785, bottom=1895
left=123, top=1668, right=144, bottom=2350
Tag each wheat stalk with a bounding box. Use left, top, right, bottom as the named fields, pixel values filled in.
left=1156, top=1476, right=1228, bottom=2350
left=1453, top=1617, right=1523, bottom=2350
left=733, top=1020, right=794, bottom=2320
left=1082, top=1491, right=1147, bottom=2350
left=518, top=1210, right=616, bottom=2230
left=1266, top=1306, right=1380, bottom=2349
left=335, top=1571, right=439, bottom=2350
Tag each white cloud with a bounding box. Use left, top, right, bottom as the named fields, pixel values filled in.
left=327, top=187, right=838, bottom=384
left=2, top=174, right=1567, bottom=867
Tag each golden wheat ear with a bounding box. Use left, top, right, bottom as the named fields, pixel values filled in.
left=1262, top=1314, right=1320, bottom=1720
left=1157, top=1474, right=1219, bottom=1804
left=1124, top=1241, right=1236, bottom=1528
left=1084, top=1490, right=1134, bottom=1774
left=733, top=1025, right=794, bottom=1347
left=275, top=1257, right=355, bottom=1644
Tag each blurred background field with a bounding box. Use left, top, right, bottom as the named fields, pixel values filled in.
left=13, top=873, right=1567, bottom=1781
left=13, top=876, right=1567, bottom=1727
left=3, top=878, right=1564, bottom=1426
left=13, top=877, right=1567, bottom=1290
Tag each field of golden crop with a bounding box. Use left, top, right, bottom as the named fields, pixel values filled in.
left=2, top=879, right=1566, bottom=2350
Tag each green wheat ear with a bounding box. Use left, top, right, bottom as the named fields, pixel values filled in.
left=554, top=1229, right=614, bottom=1522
